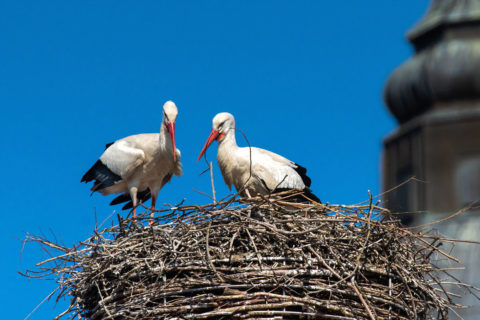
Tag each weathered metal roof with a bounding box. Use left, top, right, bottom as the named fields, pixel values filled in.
left=384, top=39, right=480, bottom=123
left=408, top=0, right=480, bottom=41
left=384, top=0, right=480, bottom=123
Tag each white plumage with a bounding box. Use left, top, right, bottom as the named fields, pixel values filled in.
left=198, top=112, right=319, bottom=201
left=82, top=101, right=182, bottom=218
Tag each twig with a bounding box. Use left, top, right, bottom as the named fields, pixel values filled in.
left=350, top=277, right=376, bottom=320
left=23, top=287, right=59, bottom=320
left=209, top=161, right=216, bottom=204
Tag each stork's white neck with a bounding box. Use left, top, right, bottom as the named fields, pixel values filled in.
left=218, top=128, right=237, bottom=149
left=216, top=128, right=239, bottom=188
left=159, top=122, right=172, bottom=151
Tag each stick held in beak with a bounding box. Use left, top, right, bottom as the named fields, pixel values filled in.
left=197, top=129, right=219, bottom=161
left=167, top=122, right=176, bottom=161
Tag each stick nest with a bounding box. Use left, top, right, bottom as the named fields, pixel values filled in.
left=23, top=192, right=474, bottom=319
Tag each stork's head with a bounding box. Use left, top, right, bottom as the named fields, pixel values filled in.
left=197, top=112, right=235, bottom=161
left=162, top=101, right=178, bottom=161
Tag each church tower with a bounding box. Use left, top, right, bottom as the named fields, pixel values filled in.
left=383, top=1, right=480, bottom=318
left=383, top=0, right=480, bottom=218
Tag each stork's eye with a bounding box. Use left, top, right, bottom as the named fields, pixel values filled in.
left=218, top=121, right=225, bottom=130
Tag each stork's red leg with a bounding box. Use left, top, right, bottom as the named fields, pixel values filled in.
left=149, top=194, right=157, bottom=226
left=132, top=196, right=139, bottom=219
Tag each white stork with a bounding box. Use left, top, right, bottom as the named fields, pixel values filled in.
left=81, top=101, right=182, bottom=219
left=197, top=112, right=320, bottom=202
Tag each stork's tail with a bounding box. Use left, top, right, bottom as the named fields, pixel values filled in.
left=110, top=190, right=152, bottom=210
left=302, top=188, right=321, bottom=203
left=273, top=187, right=321, bottom=204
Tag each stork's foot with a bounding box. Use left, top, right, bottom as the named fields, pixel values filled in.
left=148, top=215, right=155, bottom=226
left=131, top=218, right=139, bottom=227
left=148, top=207, right=155, bottom=226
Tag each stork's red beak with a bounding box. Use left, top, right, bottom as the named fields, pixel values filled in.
left=197, top=129, right=219, bottom=161
left=167, top=122, right=176, bottom=161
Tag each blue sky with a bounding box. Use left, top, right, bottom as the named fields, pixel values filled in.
left=1, top=1, right=429, bottom=318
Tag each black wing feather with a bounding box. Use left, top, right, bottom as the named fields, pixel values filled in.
left=122, top=190, right=152, bottom=210
left=293, top=163, right=311, bottom=187
left=110, top=189, right=152, bottom=210
left=273, top=187, right=321, bottom=203
left=81, top=159, right=122, bottom=192
left=274, top=163, right=320, bottom=203
left=110, top=193, right=131, bottom=206
left=82, top=142, right=153, bottom=210
left=302, top=187, right=321, bottom=203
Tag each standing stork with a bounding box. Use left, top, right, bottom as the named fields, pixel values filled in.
left=197, top=112, right=320, bottom=202
left=81, top=101, right=182, bottom=220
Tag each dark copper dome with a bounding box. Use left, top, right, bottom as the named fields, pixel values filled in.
left=384, top=0, right=480, bottom=123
